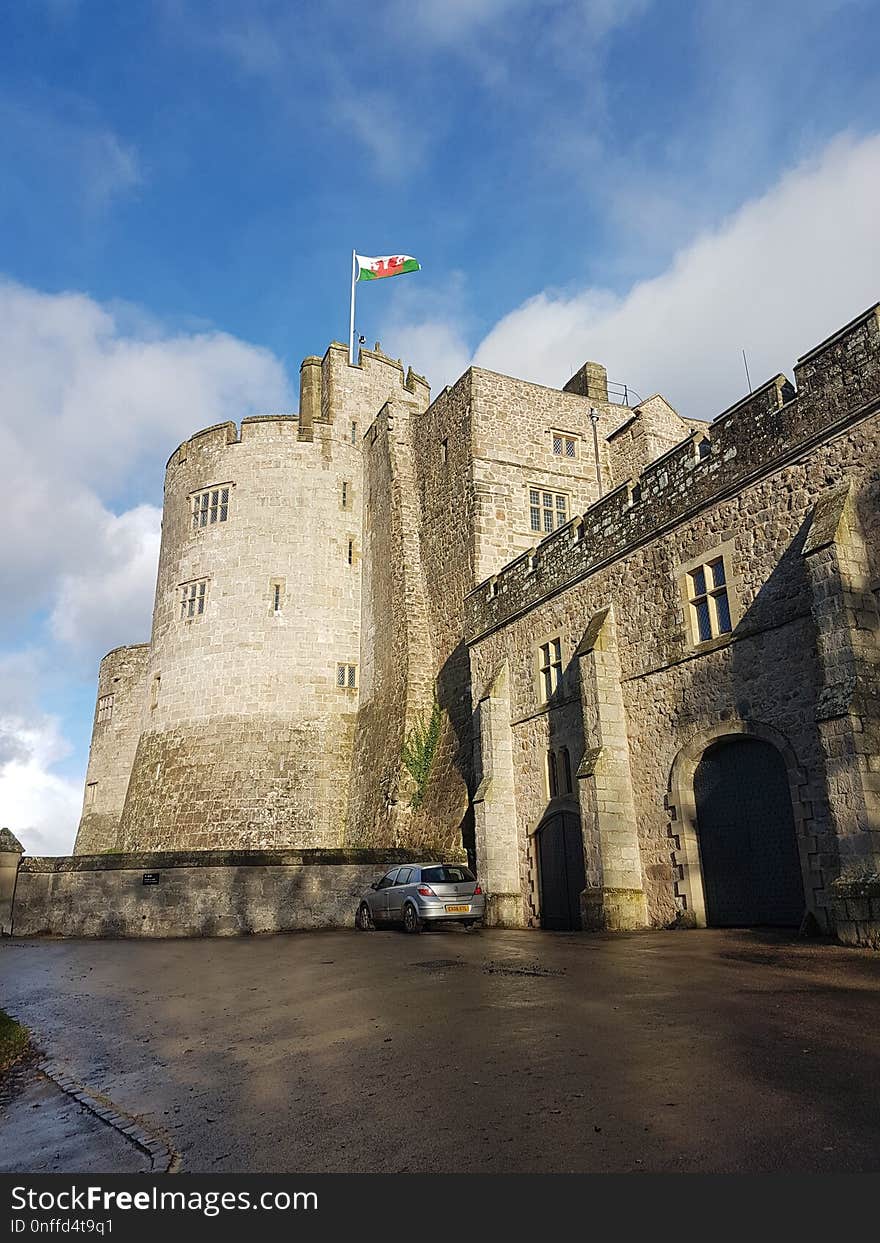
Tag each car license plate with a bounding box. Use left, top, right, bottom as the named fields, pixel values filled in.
left=445, top=904, right=470, bottom=913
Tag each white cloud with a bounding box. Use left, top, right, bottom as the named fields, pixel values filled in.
left=0, top=715, right=81, bottom=857
left=0, top=281, right=294, bottom=855
left=385, top=131, right=880, bottom=417
left=0, top=279, right=292, bottom=630
left=50, top=504, right=162, bottom=663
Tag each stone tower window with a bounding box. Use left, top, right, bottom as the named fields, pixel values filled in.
left=336, top=663, right=357, bottom=689
left=547, top=746, right=573, bottom=797
left=552, top=432, right=577, bottom=458
left=180, top=579, right=208, bottom=620
left=547, top=751, right=558, bottom=798
left=150, top=673, right=161, bottom=710
left=341, top=481, right=351, bottom=509
left=529, top=487, right=568, bottom=534
left=85, top=781, right=97, bottom=806
left=347, top=539, right=354, bottom=565
left=688, top=558, right=732, bottom=643
left=561, top=746, right=573, bottom=793
left=538, top=637, right=563, bottom=702
left=96, top=694, right=114, bottom=724
left=351, top=421, right=358, bottom=444
left=270, top=578, right=285, bottom=614
left=191, top=485, right=230, bottom=529
left=440, top=438, right=448, bottom=463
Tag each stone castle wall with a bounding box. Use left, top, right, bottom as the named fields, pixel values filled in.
left=467, top=305, right=880, bottom=929
left=12, top=849, right=451, bottom=938
left=74, top=644, right=150, bottom=854
left=67, top=303, right=880, bottom=949
left=76, top=342, right=429, bottom=854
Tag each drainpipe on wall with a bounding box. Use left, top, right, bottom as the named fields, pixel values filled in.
left=589, top=407, right=603, bottom=497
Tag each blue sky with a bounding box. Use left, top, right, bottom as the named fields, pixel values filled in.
left=1, top=0, right=879, bottom=853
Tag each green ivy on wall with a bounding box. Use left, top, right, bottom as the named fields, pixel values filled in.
left=401, top=699, right=444, bottom=809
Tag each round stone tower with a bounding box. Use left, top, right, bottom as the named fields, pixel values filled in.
left=112, top=343, right=430, bottom=852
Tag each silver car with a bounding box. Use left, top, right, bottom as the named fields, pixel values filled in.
left=356, top=863, right=485, bottom=933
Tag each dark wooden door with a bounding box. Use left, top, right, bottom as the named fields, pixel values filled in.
left=694, top=737, right=805, bottom=927
left=537, top=811, right=586, bottom=930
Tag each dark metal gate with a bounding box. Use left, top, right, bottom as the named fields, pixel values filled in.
left=694, top=737, right=805, bottom=927
left=537, top=811, right=586, bottom=930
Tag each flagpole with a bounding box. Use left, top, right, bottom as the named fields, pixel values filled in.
left=349, top=249, right=357, bottom=365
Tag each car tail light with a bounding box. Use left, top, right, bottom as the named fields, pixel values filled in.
left=473, top=884, right=483, bottom=895
left=418, top=885, right=436, bottom=897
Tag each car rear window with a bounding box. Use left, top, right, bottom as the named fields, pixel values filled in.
left=420, top=866, right=475, bottom=884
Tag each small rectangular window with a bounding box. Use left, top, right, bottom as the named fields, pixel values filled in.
left=529, top=487, right=568, bottom=534
left=688, top=556, right=733, bottom=644
left=191, top=485, right=230, bottom=529
left=351, top=421, right=357, bottom=444
left=538, top=638, right=563, bottom=702
left=440, top=438, right=448, bottom=463
left=96, top=694, right=114, bottom=724
left=150, top=674, right=161, bottom=710
left=552, top=433, right=577, bottom=458
left=347, top=539, right=354, bottom=565
left=336, top=663, right=357, bottom=689
left=341, top=481, right=350, bottom=509
left=547, top=751, right=558, bottom=798
left=180, top=579, right=208, bottom=620
left=85, top=781, right=97, bottom=806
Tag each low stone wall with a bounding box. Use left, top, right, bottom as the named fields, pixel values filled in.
left=10, top=849, right=436, bottom=938
left=831, top=877, right=880, bottom=950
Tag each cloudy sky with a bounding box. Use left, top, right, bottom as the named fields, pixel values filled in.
left=1, top=0, right=879, bottom=855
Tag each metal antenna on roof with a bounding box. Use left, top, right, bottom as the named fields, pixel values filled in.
left=742, top=349, right=753, bottom=394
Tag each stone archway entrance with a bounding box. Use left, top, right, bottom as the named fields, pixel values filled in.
left=693, top=736, right=805, bottom=927
left=536, top=810, right=586, bottom=931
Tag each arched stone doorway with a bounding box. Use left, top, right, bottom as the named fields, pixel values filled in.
left=693, top=736, right=806, bottom=927
left=536, top=810, right=586, bottom=930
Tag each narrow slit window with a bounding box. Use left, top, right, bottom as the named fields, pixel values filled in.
left=85, top=781, right=97, bottom=806
left=273, top=583, right=282, bottom=612
left=547, top=751, right=558, bottom=798
left=538, top=638, right=563, bottom=701
left=150, top=674, right=161, bottom=710
left=341, top=481, right=350, bottom=509
left=440, top=438, right=448, bottom=463
left=561, top=747, right=573, bottom=794
left=351, top=421, right=357, bottom=444
left=347, top=539, right=354, bottom=565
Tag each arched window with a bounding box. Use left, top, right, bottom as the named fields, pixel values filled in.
left=561, top=747, right=572, bottom=794
left=547, top=751, right=558, bottom=798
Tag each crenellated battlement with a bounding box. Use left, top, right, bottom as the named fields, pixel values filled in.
left=467, top=303, right=880, bottom=639
left=165, top=414, right=307, bottom=470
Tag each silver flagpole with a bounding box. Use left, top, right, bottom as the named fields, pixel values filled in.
left=349, top=250, right=357, bottom=365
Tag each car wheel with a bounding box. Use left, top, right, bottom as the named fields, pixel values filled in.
left=403, top=902, right=422, bottom=934
left=356, top=902, right=375, bottom=931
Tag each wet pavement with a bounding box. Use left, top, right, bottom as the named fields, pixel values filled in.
left=1, top=1063, right=150, bottom=1173
left=1, top=928, right=879, bottom=1173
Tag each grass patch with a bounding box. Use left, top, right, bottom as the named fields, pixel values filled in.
left=0, top=1008, right=30, bottom=1074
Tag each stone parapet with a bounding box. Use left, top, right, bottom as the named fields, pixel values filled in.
left=12, top=848, right=463, bottom=938
left=467, top=305, right=880, bottom=640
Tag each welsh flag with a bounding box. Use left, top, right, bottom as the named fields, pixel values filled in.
left=356, top=254, right=421, bottom=282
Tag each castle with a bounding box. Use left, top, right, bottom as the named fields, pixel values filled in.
left=72, top=304, right=880, bottom=935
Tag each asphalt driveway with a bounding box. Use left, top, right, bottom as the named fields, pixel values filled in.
left=2, top=928, right=879, bottom=1173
